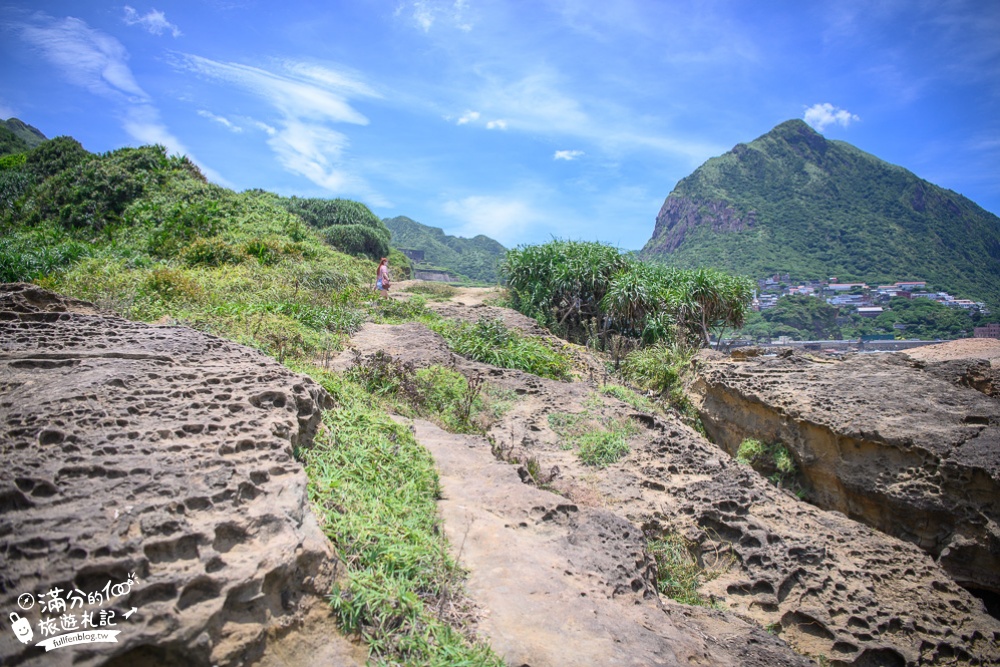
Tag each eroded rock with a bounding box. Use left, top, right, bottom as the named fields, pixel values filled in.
left=0, top=284, right=355, bottom=666
left=339, top=308, right=1000, bottom=665
left=691, top=350, right=1000, bottom=600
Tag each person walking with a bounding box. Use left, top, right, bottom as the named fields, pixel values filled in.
left=376, top=257, right=391, bottom=297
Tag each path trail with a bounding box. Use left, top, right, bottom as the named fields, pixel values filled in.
left=332, top=283, right=1000, bottom=665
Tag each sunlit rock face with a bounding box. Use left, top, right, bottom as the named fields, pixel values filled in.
left=0, top=283, right=335, bottom=667
left=692, top=349, right=1000, bottom=598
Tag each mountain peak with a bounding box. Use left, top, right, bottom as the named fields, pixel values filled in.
left=640, top=122, right=1000, bottom=307
left=1, top=117, right=47, bottom=149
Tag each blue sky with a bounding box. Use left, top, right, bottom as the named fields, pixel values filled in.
left=1, top=1, right=998, bottom=250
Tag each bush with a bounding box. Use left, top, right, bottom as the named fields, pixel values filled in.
left=547, top=406, right=639, bottom=467
left=736, top=438, right=800, bottom=489
left=620, top=343, right=693, bottom=395
left=23, top=136, right=89, bottom=181
left=182, top=237, right=247, bottom=267
left=648, top=534, right=716, bottom=606
left=242, top=237, right=304, bottom=266
left=323, top=224, right=390, bottom=260
left=0, top=234, right=90, bottom=282
left=139, top=267, right=202, bottom=303
left=431, top=316, right=573, bottom=381
left=281, top=196, right=382, bottom=228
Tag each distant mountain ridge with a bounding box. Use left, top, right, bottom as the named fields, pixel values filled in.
left=384, top=215, right=506, bottom=283
left=640, top=119, right=1000, bottom=308
left=1, top=117, right=47, bottom=155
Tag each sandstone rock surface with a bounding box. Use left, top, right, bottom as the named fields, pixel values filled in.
left=0, top=284, right=362, bottom=667
left=341, top=311, right=1000, bottom=665
left=691, top=350, right=1000, bottom=600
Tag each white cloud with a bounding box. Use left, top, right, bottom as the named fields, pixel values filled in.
left=402, top=0, right=474, bottom=33
left=253, top=120, right=277, bottom=136
left=179, top=55, right=373, bottom=124
left=123, top=6, right=181, bottom=38
left=20, top=17, right=148, bottom=102
left=486, top=119, right=507, bottom=130
left=442, top=195, right=541, bottom=245
left=197, top=109, right=242, bottom=132
left=456, top=110, right=480, bottom=125
left=176, top=54, right=385, bottom=202
left=554, top=149, right=584, bottom=161
left=17, top=15, right=225, bottom=184
left=803, top=102, right=860, bottom=131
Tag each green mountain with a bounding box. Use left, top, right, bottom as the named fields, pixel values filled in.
left=1, top=118, right=47, bottom=154
left=384, top=215, right=506, bottom=283
left=639, top=119, right=1000, bottom=308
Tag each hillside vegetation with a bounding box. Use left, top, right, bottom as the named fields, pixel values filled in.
left=384, top=215, right=505, bottom=283
left=640, top=119, right=1000, bottom=309
left=0, top=130, right=520, bottom=663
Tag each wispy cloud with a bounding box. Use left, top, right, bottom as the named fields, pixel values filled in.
left=398, top=0, right=474, bottom=33
left=176, top=54, right=386, bottom=203
left=442, top=194, right=542, bottom=245
left=253, top=120, right=276, bottom=136
left=197, top=109, right=242, bottom=132
left=486, top=119, right=507, bottom=130
left=20, top=16, right=148, bottom=102
left=803, top=103, right=860, bottom=131
left=554, top=149, right=584, bottom=161
left=123, top=6, right=181, bottom=38
left=16, top=14, right=225, bottom=183
left=456, top=110, right=480, bottom=125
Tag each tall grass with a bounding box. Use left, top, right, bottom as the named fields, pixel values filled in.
left=429, top=316, right=572, bottom=381
left=302, top=370, right=503, bottom=666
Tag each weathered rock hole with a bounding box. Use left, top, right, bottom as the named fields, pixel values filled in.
left=964, top=586, right=1000, bottom=620
left=177, top=576, right=220, bottom=610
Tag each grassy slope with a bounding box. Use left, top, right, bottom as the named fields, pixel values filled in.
left=1, top=135, right=503, bottom=665
left=641, top=119, right=1000, bottom=308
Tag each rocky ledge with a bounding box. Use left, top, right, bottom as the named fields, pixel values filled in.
left=0, top=284, right=347, bottom=666
left=691, top=349, right=1000, bottom=601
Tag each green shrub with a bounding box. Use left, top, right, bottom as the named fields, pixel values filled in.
left=23, top=136, right=89, bottom=181
left=345, top=352, right=496, bottom=433
left=600, top=384, right=659, bottom=413
left=648, top=534, right=714, bottom=606
left=281, top=196, right=382, bottom=228
left=736, top=438, right=800, bottom=489
left=0, top=234, right=90, bottom=282
left=25, top=144, right=167, bottom=232
left=430, top=316, right=572, bottom=381
left=140, top=267, right=203, bottom=303
left=323, top=223, right=390, bottom=260
left=182, top=237, right=247, bottom=267
left=547, top=406, right=638, bottom=467
left=620, top=343, right=693, bottom=395
left=242, top=237, right=304, bottom=266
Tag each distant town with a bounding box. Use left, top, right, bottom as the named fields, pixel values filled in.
left=750, top=274, right=999, bottom=342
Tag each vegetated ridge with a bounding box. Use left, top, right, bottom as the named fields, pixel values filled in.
left=639, top=119, right=1000, bottom=309
left=384, top=215, right=506, bottom=283
left=0, top=117, right=47, bottom=154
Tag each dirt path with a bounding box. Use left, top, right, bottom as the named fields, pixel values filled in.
left=334, top=286, right=1000, bottom=665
